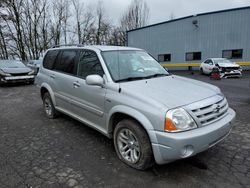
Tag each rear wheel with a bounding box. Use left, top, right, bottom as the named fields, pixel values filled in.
left=113, top=119, right=154, bottom=170
left=43, top=92, right=58, bottom=119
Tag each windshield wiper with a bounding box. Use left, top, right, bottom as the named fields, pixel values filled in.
left=145, top=73, right=169, bottom=79
left=116, top=76, right=148, bottom=83
left=116, top=73, right=169, bottom=83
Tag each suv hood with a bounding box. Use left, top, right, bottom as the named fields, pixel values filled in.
left=120, top=75, right=220, bottom=109
left=0, top=67, right=31, bottom=74
left=217, top=63, right=239, bottom=68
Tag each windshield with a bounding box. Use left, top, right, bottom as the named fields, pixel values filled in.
left=214, top=59, right=234, bottom=64
left=0, top=60, right=26, bottom=68
left=102, top=50, right=169, bottom=82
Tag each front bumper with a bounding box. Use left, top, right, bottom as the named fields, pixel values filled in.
left=149, top=108, right=235, bottom=164
left=221, top=70, right=242, bottom=78
left=0, top=75, right=35, bottom=84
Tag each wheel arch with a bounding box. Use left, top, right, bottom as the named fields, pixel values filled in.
left=40, top=83, right=56, bottom=105
left=107, top=105, right=155, bottom=140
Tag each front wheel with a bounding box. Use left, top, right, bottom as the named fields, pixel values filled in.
left=113, top=119, right=154, bottom=170
left=200, top=68, right=204, bottom=75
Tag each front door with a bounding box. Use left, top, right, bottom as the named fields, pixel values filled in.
left=205, top=59, right=214, bottom=74
left=70, top=50, right=106, bottom=133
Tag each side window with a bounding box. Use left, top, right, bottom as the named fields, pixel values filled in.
left=204, top=60, right=209, bottom=64
left=208, top=60, right=213, bottom=65
left=53, top=50, right=77, bottom=75
left=77, top=50, right=104, bottom=79
left=43, top=50, right=59, bottom=70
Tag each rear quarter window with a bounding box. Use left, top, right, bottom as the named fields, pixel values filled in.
left=43, top=50, right=59, bottom=70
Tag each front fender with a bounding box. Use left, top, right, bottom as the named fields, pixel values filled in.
left=107, top=105, right=157, bottom=142
left=40, top=83, right=56, bottom=106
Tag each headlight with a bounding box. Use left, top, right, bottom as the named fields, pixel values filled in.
left=0, top=69, right=11, bottom=76
left=165, top=108, right=197, bottom=132
left=28, top=70, right=35, bottom=75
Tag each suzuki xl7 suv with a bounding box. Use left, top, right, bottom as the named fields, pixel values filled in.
left=36, top=45, right=235, bottom=170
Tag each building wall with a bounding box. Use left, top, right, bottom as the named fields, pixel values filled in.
left=127, top=7, right=250, bottom=64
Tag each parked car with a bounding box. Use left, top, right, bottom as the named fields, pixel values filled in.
left=27, top=60, right=42, bottom=74
left=200, top=58, right=242, bottom=78
left=36, top=45, right=236, bottom=170
left=0, top=60, right=35, bottom=85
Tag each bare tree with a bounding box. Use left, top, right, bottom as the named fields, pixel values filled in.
left=50, top=0, right=67, bottom=46
left=72, top=0, right=82, bottom=44
left=0, top=12, right=9, bottom=59
left=95, top=1, right=110, bottom=45
left=120, top=0, right=149, bottom=31
left=119, top=0, right=150, bottom=46
left=1, top=0, right=27, bottom=60
left=0, top=0, right=138, bottom=59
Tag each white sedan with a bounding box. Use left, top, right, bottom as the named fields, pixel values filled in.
left=200, top=58, right=242, bottom=78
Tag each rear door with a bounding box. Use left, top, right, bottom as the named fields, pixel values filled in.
left=70, top=50, right=107, bottom=132
left=206, top=59, right=215, bottom=73
left=52, top=49, right=79, bottom=112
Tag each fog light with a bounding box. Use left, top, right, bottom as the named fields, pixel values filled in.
left=181, top=145, right=194, bottom=158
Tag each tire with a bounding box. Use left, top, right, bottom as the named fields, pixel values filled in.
left=113, top=119, right=154, bottom=170
left=42, top=92, right=58, bottom=119
left=200, top=68, right=204, bottom=75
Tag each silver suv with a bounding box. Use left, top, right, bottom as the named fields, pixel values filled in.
left=36, top=45, right=235, bottom=170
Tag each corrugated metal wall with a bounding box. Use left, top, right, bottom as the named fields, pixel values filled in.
left=127, top=7, right=250, bottom=63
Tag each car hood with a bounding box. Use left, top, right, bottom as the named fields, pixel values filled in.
left=0, top=67, right=31, bottom=74
left=120, top=75, right=221, bottom=109
left=217, top=63, right=239, bottom=68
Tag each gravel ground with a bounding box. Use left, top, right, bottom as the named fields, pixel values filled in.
left=0, top=71, right=249, bottom=188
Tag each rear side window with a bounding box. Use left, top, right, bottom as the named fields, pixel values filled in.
left=53, top=50, right=77, bottom=75
left=77, top=50, right=104, bottom=79
left=43, top=50, right=59, bottom=70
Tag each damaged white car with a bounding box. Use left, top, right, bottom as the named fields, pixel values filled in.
left=200, top=58, right=242, bottom=78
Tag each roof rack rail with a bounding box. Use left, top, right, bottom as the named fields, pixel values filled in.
left=51, top=44, right=84, bottom=48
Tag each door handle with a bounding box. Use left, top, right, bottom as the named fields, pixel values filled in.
left=50, top=74, right=55, bottom=79
left=73, top=81, right=80, bottom=88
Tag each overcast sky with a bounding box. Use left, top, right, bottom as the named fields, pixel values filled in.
left=82, top=0, right=250, bottom=25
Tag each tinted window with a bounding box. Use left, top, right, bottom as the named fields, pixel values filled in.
left=222, top=49, right=243, bottom=59
left=53, top=50, right=77, bottom=75
left=186, top=52, right=201, bottom=61
left=77, top=50, right=104, bottom=79
left=43, top=50, right=59, bottom=70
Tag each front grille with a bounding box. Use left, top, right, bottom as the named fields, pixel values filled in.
left=10, top=73, right=28, bottom=76
left=191, top=97, right=229, bottom=126
left=222, top=67, right=239, bottom=72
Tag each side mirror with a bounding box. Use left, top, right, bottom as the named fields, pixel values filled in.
left=86, top=75, right=104, bottom=87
